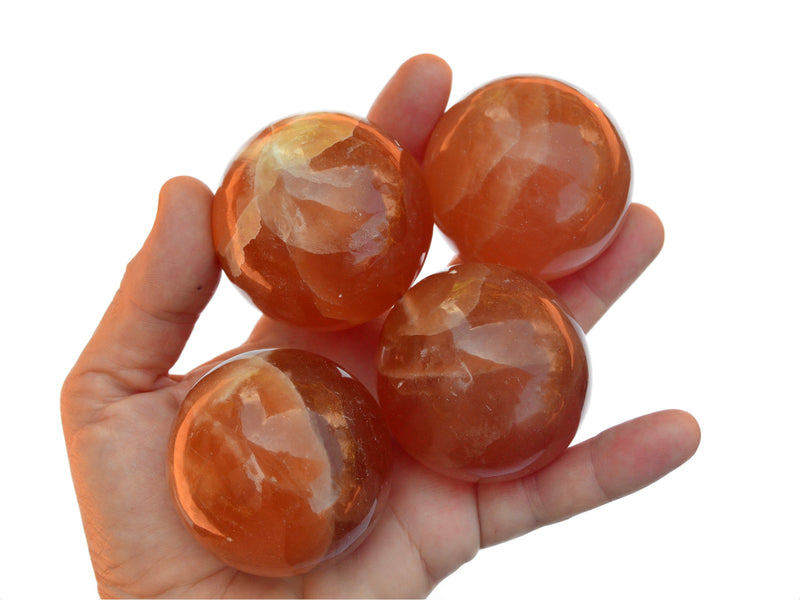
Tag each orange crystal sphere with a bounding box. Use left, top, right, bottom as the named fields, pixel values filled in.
left=424, top=77, right=632, bottom=280
left=213, top=112, right=433, bottom=330
left=376, top=263, right=589, bottom=482
left=168, top=349, right=393, bottom=577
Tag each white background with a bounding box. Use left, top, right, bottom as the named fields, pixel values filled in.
left=2, top=1, right=798, bottom=598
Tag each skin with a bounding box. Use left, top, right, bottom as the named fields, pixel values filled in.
left=61, top=54, right=701, bottom=598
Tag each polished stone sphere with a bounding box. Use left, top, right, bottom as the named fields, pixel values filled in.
left=423, top=76, right=631, bottom=280
left=168, top=349, right=393, bottom=577
left=213, top=112, right=433, bottom=330
left=376, top=263, right=589, bottom=482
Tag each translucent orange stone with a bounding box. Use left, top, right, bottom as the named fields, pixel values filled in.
left=376, top=263, right=589, bottom=482
left=424, top=77, right=631, bottom=280
left=213, top=112, right=433, bottom=330
left=168, top=349, right=392, bottom=576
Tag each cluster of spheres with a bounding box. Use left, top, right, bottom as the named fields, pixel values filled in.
left=167, top=76, right=632, bottom=576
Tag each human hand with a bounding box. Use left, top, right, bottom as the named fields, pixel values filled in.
left=61, top=54, right=700, bottom=598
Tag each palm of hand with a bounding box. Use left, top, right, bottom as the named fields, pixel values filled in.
left=67, top=361, right=478, bottom=597
left=62, top=55, right=699, bottom=598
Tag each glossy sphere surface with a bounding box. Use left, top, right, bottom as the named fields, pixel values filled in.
left=213, top=112, right=433, bottom=330
left=424, top=77, right=631, bottom=280
left=376, top=263, right=589, bottom=482
left=168, top=349, right=393, bottom=577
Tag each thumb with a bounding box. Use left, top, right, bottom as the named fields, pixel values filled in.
left=64, top=177, right=220, bottom=413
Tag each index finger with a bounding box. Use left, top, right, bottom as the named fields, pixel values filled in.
left=368, top=53, right=452, bottom=162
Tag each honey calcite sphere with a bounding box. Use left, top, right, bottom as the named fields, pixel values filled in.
left=424, top=77, right=631, bottom=280
left=376, top=263, right=589, bottom=482
left=213, top=112, right=433, bottom=330
left=168, top=349, right=393, bottom=577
